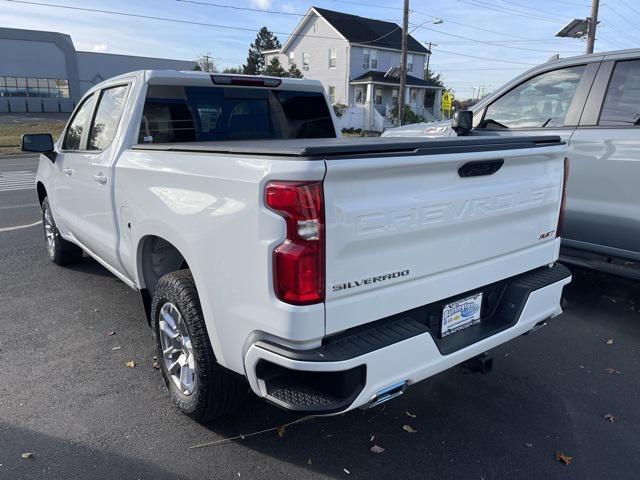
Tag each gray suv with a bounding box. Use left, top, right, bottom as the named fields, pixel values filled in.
left=383, top=49, right=640, bottom=279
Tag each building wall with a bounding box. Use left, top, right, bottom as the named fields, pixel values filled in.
left=0, top=27, right=193, bottom=113
left=283, top=14, right=349, bottom=105
left=76, top=52, right=193, bottom=94
left=349, top=46, right=426, bottom=81
left=0, top=38, right=68, bottom=78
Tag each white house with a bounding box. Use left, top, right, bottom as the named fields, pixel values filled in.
left=264, top=7, right=444, bottom=131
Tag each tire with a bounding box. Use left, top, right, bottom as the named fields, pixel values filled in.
left=41, top=197, right=83, bottom=266
left=150, top=269, right=247, bottom=422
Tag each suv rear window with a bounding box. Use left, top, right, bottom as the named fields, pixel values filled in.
left=138, top=85, right=335, bottom=144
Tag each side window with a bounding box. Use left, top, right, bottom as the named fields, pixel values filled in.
left=88, top=85, right=129, bottom=150
left=599, top=59, right=640, bottom=126
left=62, top=94, right=95, bottom=150
left=482, top=66, right=586, bottom=129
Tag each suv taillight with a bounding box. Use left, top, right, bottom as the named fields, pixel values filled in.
left=557, top=157, right=570, bottom=237
left=265, top=181, right=325, bottom=305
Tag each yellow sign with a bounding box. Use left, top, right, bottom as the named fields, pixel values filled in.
left=441, top=91, right=452, bottom=111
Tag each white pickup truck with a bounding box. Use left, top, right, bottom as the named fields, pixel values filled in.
left=22, top=70, right=571, bottom=421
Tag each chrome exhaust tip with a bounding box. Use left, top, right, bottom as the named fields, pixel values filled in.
left=364, top=381, right=408, bottom=409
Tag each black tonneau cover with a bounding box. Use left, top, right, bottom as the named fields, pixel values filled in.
left=130, top=135, right=563, bottom=159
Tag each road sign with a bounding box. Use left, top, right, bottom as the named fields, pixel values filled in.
left=441, top=91, right=452, bottom=112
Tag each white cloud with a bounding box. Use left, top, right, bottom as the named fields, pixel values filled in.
left=250, top=0, right=272, bottom=10
left=92, top=43, right=109, bottom=52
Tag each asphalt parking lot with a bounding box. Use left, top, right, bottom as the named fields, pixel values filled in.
left=1, top=154, right=639, bottom=480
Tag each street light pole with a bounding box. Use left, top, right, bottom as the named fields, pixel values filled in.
left=398, top=0, right=409, bottom=126
left=586, top=0, right=599, bottom=54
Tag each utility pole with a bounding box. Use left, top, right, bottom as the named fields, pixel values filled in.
left=398, top=0, right=409, bottom=126
left=586, top=0, right=599, bottom=54
left=425, top=42, right=432, bottom=76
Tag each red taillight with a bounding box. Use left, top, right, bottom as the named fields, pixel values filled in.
left=265, top=181, right=324, bottom=305
left=556, top=157, right=570, bottom=237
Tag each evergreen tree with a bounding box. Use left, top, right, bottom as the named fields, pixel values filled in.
left=423, top=68, right=445, bottom=88
left=192, top=63, right=202, bottom=71
left=263, top=58, right=287, bottom=77
left=287, top=63, right=303, bottom=78
left=243, top=27, right=281, bottom=75
left=222, top=66, right=244, bottom=74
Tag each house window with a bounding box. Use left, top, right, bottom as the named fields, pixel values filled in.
left=370, top=49, right=378, bottom=70
left=362, top=48, right=370, bottom=69
left=355, top=86, right=365, bottom=104
left=374, top=87, right=383, bottom=105
left=392, top=88, right=399, bottom=105
left=407, top=54, right=414, bottom=72
left=329, top=48, right=337, bottom=68
left=303, top=52, right=310, bottom=71
left=328, top=85, right=336, bottom=103
left=289, top=52, right=295, bottom=66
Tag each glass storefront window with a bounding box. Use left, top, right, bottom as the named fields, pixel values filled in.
left=0, top=76, right=70, bottom=98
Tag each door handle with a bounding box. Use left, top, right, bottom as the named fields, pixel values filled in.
left=63, top=167, right=73, bottom=176
left=93, top=173, right=107, bottom=185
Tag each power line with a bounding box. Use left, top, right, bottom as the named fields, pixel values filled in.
left=416, top=24, right=584, bottom=54
left=618, top=0, right=640, bottom=16
left=457, top=0, right=567, bottom=23
left=3, top=0, right=357, bottom=42
left=176, top=0, right=402, bottom=22
left=498, top=0, right=572, bottom=20
left=432, top=47, right=539, bottom=65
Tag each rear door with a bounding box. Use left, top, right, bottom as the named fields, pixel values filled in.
left=565, top=57, right=640, bottom=258
left=323, top=139, right=567, bottom=334
left=52, top=93, right=97, bottom=236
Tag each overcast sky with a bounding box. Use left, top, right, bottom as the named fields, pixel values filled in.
left=3, top=0, right=639, bottom=98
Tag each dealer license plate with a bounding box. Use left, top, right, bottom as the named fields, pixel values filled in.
left=441, top=292, right=483, bottom=337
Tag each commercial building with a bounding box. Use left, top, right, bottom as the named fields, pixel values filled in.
left=0, top=27, right=194, bottom=113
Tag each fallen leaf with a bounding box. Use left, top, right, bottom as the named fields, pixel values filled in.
left=343, top=468, right=351, bottom=475
left=126, top=360, right=136, bottom=368
left=20, top=453, right=33, bottom=460
left=402, top=424, right=418, bottom=433
left=405, top=411, right=417, bottom=418
left=606, top=338, right=614, bottom=345
left=276, top=425, right=285, bottom=438
left=556, top=451, right=573, bottom=465
left=604, top=414, right=615, bottom=423
left=370, top=445, right=385, bottom=454
left=152, top=361, right=160, bottom=370
left=107, top=331, right=115, bottom=336
left=524, top=442, right=534, bottom=448
left=605, top=368, right=621, bottom=374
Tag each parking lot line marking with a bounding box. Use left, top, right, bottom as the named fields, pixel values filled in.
left=0, top=220, right=42, bottom=233
left=0, top=170, right=36, bottom=192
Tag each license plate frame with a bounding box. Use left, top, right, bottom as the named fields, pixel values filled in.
left=441, top=292, right=483, bottom=338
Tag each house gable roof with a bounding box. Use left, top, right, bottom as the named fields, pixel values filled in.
left=312, top=7, right=429, bottom=53
left=280, top=7, right=430, bottom=54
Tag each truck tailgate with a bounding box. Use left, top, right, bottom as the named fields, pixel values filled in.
left=323, top=140, right=567, bottom=335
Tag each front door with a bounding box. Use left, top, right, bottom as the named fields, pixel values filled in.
left=471, top=64, right=597, bottom=147
left=70, top=84, right=130, bottom=271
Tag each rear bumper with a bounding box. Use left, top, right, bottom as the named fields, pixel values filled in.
left=244, top=264, right=571, bottom=414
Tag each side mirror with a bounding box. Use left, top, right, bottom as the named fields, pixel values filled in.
left=21, top=133, right=56, bottom=161
left=451, top=110, right=473, bottom=136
